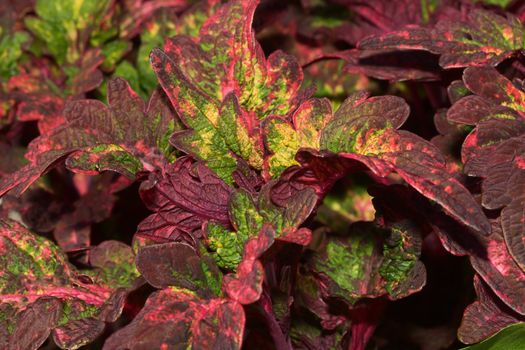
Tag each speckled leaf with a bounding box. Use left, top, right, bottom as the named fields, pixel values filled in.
left=459, top=275, right=525, bottom=345
left=0, top=78, right=178, bottom=197
left=150, top=0, right=307, bottom=182
left=448, top=67, right=525, bottom=270
left=137, top=157, right=232, bottom=243
left=8, top=50, right=104, bottom=134
left=0, top=219, right=128, bottom=350
left=103, top=288, right=245, bottom=350
left=320, top=93, right=490, bottom=234
left=308, top=221, right=426, bottom=305
left=469, top=219, right=525, bottom=316
left=136, top=242, right=222, bottom=298
left=223, top=225, right=275, bottom=304
left=265, top=98, right=333, bottom=178
left=359, top=9, right=524, bottom=69
left=159, top=0, right=304, bottom=117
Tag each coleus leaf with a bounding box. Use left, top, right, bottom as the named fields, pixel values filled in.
left=340, top=48, right=442, bottom=82
left=136, top=242, right=223, bottom=298
left=320, top=92, right=490, bottom=234
left=0, top=78, right=178, bottom=197
left=110, top=225, right=278, bottom=348
left=222, top=224, right=275, bottom=305
left=24, top=0, right=112, bottom=65
left=266, top=92, right=489, bottom=234
left=265, top=98, right=333, bottom=178
left=448, top=67, right=525, bottom=270
left=53, top=174, right=119, bottom=254
left=461, top=323, right=525, bottom=349
left=308, top=221, right=426, bottom=305
left=88, top=240, right=141, bottom=290
left=358, top=9, right=525, bottom=69
left=294, top=272, right=347, bottom=330
left=0, top=219, right=131, bottom=349
left=136, top=156, right=232, bottom=243
left=206, top=184, right=316, bottom=270
left=150, top=0, right=307, bottom=183
left=325, top=0, right=449, bottom=46
left=103, top=287, right=245, bottom=350
left=8, top=50, right=104, bottom=134
left=468, top=219, right=525, bottom=316
left=459, top=275, right=525, bottom=345
left=290, top=318, right=346, bottom=350
left=131, top=0, right=220, bottom=96
left=0, top=31, right=30, bottom=81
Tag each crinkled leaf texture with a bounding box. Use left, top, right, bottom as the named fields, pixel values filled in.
left=0, top=78, right=177, bottom=197
left=222, top=224, right=275, bottom=304
left=307, top=221, right=426, bottom=305
left=206, top=184, right=316, bottom=270
left=137, top=156, right=233, bottom=244
left=461, top=322, right=525, bottom=349
left=150, top=0, right=307, bottom=183
left=0, top=220, right=135, bottom=350
left=359, top=9, right=524, bottom=69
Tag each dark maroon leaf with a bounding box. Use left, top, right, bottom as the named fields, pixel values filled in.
left=136, top=156, right=232, bottom=243
left=459, top=275, right=525, bottom=344
left=135, top=242, right=222, bottom=298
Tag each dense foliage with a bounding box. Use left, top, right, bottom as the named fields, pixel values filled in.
left=1, top=0, right=525, bottom=349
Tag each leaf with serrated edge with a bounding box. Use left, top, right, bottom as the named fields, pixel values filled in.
left=0, top=78, right=177, bottom=197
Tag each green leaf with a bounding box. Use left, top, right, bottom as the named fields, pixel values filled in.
left=0, top=31, right=30, bottom=80
left=101, top=40, right=130, bottom=72
left=25, top=0, right=112, bottom=64
left=461, top=323, right=525, bottom=349
left=150, top=0, right=306, bottom=182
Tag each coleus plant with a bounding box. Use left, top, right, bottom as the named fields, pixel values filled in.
left=2, top=0, right=525, bottom=349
